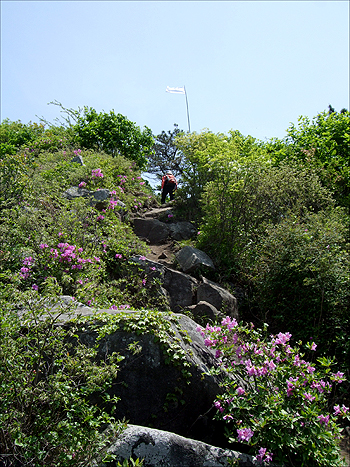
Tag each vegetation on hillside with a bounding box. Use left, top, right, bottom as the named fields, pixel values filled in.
left=0, top=105, right=349, bottom=466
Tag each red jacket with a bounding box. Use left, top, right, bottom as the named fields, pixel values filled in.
left=161, top=174, right=177, bottom=190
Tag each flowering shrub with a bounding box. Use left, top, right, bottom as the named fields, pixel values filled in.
left=198, top=318, right=349, bottom=466
left=17, top=239, right=103, bottom=297
left=92, top=168, right=104, bottom=178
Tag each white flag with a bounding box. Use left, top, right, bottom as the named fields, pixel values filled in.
left=166, top=86, right=185, bottom=95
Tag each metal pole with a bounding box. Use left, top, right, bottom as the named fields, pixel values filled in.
left=184, top=86, right=191, bottom=133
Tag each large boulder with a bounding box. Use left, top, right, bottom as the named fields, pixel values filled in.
left=133, top=217, right=196, bottom=243
left=197, top=277, right=238, bottom=319
left=62, top=186, right=90, bottom=199
left=95, top=424, right=262, bottom=467
left=129, top=257, right=198, bottom=313
left=74, top=311, right=228, bottom=446
left=168, top=221, right=197, bottom=241
left=187, top=301, right=225, bottom=322
left=176, top=246, right=215, bottom=273
left=133, top=218, right=170, bottom=244
left=163, top=268, right=198, bottom=312
left=91, top=188, right=110, bottom=202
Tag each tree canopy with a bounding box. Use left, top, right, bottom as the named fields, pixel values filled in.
left=73, top=107, right=154, bottom=170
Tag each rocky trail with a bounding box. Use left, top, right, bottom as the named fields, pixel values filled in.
left=135, top=204, right=179, bottom=266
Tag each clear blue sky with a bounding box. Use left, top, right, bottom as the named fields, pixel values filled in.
left=1, top=1, right=349, bottom=142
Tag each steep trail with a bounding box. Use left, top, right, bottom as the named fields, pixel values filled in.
left=133, top=203, right=181, bottom=268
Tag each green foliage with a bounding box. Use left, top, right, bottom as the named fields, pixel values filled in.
left=77, top=309, right=193, bottom=371
left=0, top=291, right=124, bottom=466
left=0, top=118, right=71, bottom=157
left=73, top=107, right=154, bottom=169
left=200, top=319, right=350, bottom=466
left=243, top=209, right=350, bottom=367
left=148, top=123, right=184, bottom=181
left=0, top=119, right=45, bottom=156
left=266, top=108, right=350, bottom=208
left=174, top=129, right=268, bottom=220
left=0, top=152, right=36, bottom=211
left=0, top=146, right=163, bottom=312
left=116, top=458, right=144, bottom=467
left=197, top=160, right=334, bottom=273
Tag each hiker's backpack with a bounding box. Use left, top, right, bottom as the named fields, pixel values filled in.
left=166, top=174, right=177, bottom=185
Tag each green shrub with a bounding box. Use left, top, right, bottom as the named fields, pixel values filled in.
left=0, top=290, right=124, bottom=466
left=0, top=152, right=36, bottom=211
left=266, top=108, right=350, bottom=208
left=72, top=107, right=154, bottom=170
left=243, top=209, right=350, bottom=370
left=197, top=160, right=334, bottom=274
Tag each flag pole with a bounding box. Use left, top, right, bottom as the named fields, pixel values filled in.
left=184, top=86, right=191, bottom=133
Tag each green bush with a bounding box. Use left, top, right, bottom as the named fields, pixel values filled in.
left=174, top=129, right=268, bottom=219
left=0, top=290, right=123, bottom=466
left=197, top=160, right=334, bottom=274
left=73, top=107, right=154, bottom=170
left=266, top=108, right=350, bottom=208
left=0, top=119, right=71, bottom=157
left=0, top=152, right=36, bottom=211
left=243, top=209, right=350, bottom=370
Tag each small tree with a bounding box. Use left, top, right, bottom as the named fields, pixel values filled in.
left=147, top=124, right=184, bottom=181
left=73, top=107, right=154, bottom=170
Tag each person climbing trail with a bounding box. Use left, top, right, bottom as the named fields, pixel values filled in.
left=161, top=170, right=177, bottom=204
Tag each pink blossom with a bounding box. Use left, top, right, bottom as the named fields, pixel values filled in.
left=92, top=168, right=104, bottom=178
left=221, top=316, right=238, bottom=331
left=317, top=414, right=330, bottom=426
left=214, top=401, right=224, bottom=413
left=20, top=267, right=30, bottom=279
left=223, top=414, right=233, bottom=421
left=334, top=404, right=349, bottom=416
left=275, top=332, right=292, bottom=345
left=23, top=257, right=33, bottom=266
left=255, top=447, right=273, bottom=464
left=237, top=427, right=254, bottom=443
left=303, top=392, right=315, bottom=402
left=331, top=371, right=345, bottom=383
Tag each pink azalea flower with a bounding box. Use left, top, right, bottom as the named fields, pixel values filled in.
left=237, top=427, right=254, bottom=443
